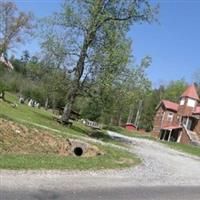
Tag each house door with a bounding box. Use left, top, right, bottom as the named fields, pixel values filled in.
left=182, top=117, right=193, bottom=130
left=187, top=118, right=193, bottom=130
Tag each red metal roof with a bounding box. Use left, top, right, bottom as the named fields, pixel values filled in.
left=162, top=100, right=179, bottom=111
left=162, top=126, right=182, bottom=130
left=181, top=84, right=199, bottom=100
left=193, top=106, right=200, bottom=114
left=126, top=123, right=136, bottom=127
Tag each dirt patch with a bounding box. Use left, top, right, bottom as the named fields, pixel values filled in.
left=0, top=118, right=102, bottom=157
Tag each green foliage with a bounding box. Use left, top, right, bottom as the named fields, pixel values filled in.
left=161, top=80, right=187, bottom=103
left=0, top=64, right=9, bottom=93
left=79, top=97, right=103, bottom=121
left=139, top=90, right=161, bottom=131
left=0, top=53, right=70, bottom=108
left=39, top=0, right=158, bottom=122
left=0, top=1, right=162, bottom=131
left=0, top=81, right=7, bottom=93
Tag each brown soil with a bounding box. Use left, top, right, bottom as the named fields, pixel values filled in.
left=0, top=118, right=102, bottom=157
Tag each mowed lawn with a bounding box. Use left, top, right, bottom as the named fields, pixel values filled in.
left=0, top=92, right=140, bottom=170
left=0, top=147, right=140, bottom=170
left=0, top=92, right=88, bottom=138
left=165, top=142, right=200, bottom=158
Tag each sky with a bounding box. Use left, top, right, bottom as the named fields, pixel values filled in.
left=12, top=0, right=200, bottom=87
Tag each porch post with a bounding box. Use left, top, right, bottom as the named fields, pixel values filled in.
left=177, top=131, right=182, bottom=143
left=168, top=130, right=172, bottom=142
left=162, top=130, right=166, bottom=141
left=186, top=117, right=189, bottom=129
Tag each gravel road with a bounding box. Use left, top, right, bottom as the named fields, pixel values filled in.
left=0, top=131, right=200, bottom=199
left=107, top=131, right=200, bottom=186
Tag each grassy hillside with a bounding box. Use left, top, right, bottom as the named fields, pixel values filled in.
left=0, top=92, right=89, bottom=137
left=0, top=92, right=140, bottom=170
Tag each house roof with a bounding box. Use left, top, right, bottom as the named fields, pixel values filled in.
left=181, top=84, right=199, bottom=100
left=162, top=126, right=182, bottom=131
left=125, top=123, right=136, bottom=127
left=159, top=100, right=179, bottom=112
left=193, top=106, right=200, bottom=115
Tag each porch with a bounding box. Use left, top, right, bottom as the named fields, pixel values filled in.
left=159, top=126, right=182, bottom=142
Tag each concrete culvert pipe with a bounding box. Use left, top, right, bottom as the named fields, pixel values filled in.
left=73, top=147, right=83, bottom=156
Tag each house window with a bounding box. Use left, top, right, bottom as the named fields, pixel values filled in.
left=187, top=98, right=196, bottom=107
left=167, top=112, right=173, bottom=122
left=180, top=98, right=185, bottom=105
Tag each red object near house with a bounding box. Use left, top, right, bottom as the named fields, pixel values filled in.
left=125, top=123, right=136, bottom=131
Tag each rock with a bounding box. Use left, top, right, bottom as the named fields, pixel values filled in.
left=19, top=97, right=25, bottom=104
left=15, top=130, right=21, bottom=134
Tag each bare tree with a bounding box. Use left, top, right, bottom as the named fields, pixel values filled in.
left=0, top=1, right=33, bottom=70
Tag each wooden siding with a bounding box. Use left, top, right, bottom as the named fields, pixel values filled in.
left=192, top=119, right=200, bottom=138
left=177, top=98, right=197, bottom=117
left=180, top=128, right=191, bottom=144
left=153, top=105, right=165, bottom=133
left=153, top=105, right=177, bottom=131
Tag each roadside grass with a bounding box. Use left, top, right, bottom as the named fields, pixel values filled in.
left=163, top=141, right=200, bottom=158
left=103, top=125, right=155, bottom=141
left=0, top=145, right=140, bottom=170
left=0, top=92, right=140, bottom=170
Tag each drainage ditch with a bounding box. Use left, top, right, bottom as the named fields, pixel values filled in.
left=73, top=147, right=83, bottom=156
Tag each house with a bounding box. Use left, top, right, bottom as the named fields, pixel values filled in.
left=153, top=84, right=200, bottom=146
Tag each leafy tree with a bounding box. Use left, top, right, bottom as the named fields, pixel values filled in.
left=139, top=90, right=161, bottom=131
left=161, top=80, right=187, bottom=103
left=78, top=56, right=151, bottom=125
left=41, top=0, right=158, bottom=123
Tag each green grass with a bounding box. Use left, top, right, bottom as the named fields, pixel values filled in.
left=0, top=92, right=140, bottom=170
left=0, top=145, right=140, bottom=170
left=0, top=92, right=92, bottom=138
left=164, top=142, right=200, bottom=157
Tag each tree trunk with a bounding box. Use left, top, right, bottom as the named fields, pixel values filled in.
left=61, top=35, right=92, bottom=123
left=127, top=104, right=134, bottom=123
left=61, top=90, right=77, bottom=123
left=110, top=116, right=114, bottom=125
left=0, top=91, right=5, bottom=101
left=52, top=96, right=56, bottom=113
left=118, top=114, right=122, bottom=126
left=45, top=98, right=49, bottom=110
